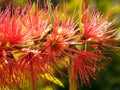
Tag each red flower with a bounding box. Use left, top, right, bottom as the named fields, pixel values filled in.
left=73, top=50, right=106, bottom=86
left=21, top=4, right=50, bottom=40
left=82, top=4, right=115, bottom=40
left=0, top=6, right=31, bottom=46
left=43, top=9, right=80, bottom=57
left=17, top=49, right=47, bottom=89
left=0, top=4, right=49, bottom=89
left=42, top=9, right=84, bottom=76
left=0, top=60, right=26, bottom=89
left=0, top=42, right=25, bottom=89
left=53, top=8, right=79, bottom=38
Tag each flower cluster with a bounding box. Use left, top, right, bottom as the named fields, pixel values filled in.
left=0, top=2, right=117, bottom=89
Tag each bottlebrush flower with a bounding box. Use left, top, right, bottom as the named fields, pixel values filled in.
left=0, top=6, right=31, bottom=46
left=41, top=9, right=84, bottom=74
left=21, top=4, right=50, bottom=40
left=17, top=49, right=48, bottom=89
left=81, top=4, right=115, bottom=40
left=0, top=61, right=27, bottom=89
left=0, top=4, right=48, bottom=89
left=73, top=50, right=106, bottom=86
left=0, top=42, right=26, bottom=89
left=53, top=8, right=79, bottom=38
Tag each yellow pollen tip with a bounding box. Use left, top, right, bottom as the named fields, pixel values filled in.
left=52, top=41, right=57, bottom=47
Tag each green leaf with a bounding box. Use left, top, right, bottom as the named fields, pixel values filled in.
left=41, top=73, right=64, bottom=87
left=47, top=0, right=53, bottom=23
left=13, top=53, right=22, bottom=59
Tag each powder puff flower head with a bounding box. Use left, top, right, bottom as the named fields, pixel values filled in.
left=0, top=0, right=119, bottom=90
left=81, top=3, right=115, bottom=41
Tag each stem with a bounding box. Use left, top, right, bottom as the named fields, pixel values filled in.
left=68, top=62, right=77, bottom=90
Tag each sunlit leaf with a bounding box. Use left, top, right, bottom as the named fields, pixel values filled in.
left=41, top=73, right=64, bottom=87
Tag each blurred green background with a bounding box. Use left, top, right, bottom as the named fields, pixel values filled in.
left=0, top=0, right=120, bottom=90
